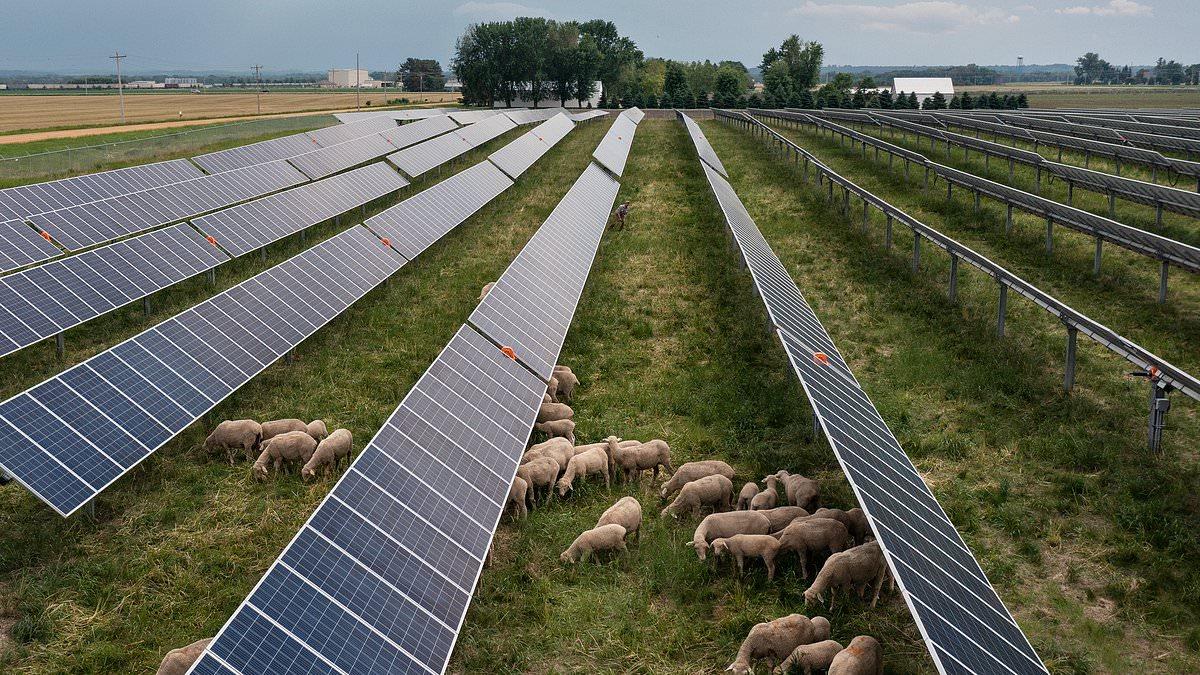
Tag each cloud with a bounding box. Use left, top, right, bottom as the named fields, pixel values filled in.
left=453, top=2, right=548, bottom=19
left=1055, top=0, right=1151, bottom=15
left=791, top=1, right=1020, bottom=33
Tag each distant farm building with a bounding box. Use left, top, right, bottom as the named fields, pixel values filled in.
left=326, top=69, right=384, bottom=88
left=892, top=77, right=954, bottom=105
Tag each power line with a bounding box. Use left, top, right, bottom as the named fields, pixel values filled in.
left=109, top=51, right=126, bottom=123
left=252, top=64, right=263, bottom=114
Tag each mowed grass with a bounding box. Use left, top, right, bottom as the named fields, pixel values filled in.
left=699, top=118, right=1200, bottom=672
left=0, top=118, right=608, bottom=673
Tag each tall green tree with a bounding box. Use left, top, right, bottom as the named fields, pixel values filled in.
left=580, top=19, right=643, bottom=104
left=762, top=60, right=793, bottom=108
left=396, top=58, right=445, bottom=92
left=923, top=91, right=947, bottom=110
left=713, top=67, right=743, bottom=107
left=545, top=20, right=580, bottom=105
left=662, top=62, right=692, bottom=109
left=514, top=16, right=550, bottom=106
left=573, top=34, right=601, bottom=106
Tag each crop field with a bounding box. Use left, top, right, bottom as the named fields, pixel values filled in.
left=0, top=91, right=460, bottom=134
left=953, top=83, right=1200, bottom=109
left=0, top=104, right=1198, bottom=675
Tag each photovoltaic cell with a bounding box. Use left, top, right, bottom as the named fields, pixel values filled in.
left=386, top=133, right=474, bottom=177
left=453, top=113, right=517, bottom=146
left=501, top=107, right=566, bottom=125
left=307, top=115, right=400, bottom=147
left=0, top=158, right=205, bottom=221
left=289, top=135, right=404, bottom=180
left=0, top=219, right=62, bottom=274
left=487, top=113, right=575, bottom=179
left=193, top=134, right=326, bottom=174
left=591, top=111, right=639, bottom=177
left=680, top=112, right=728, bottom=176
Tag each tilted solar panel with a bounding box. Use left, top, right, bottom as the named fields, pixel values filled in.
left=306, top=115, right=399, bottom=147
left=365, top=162, right=513, bottom=259
left=448, top=109, right=509, bottom=125
left=566, top=110, right=609, bottom=122
left=378, top=115, right=459, bottom=148
left=333, top=108, right=456, bottom=124
left=620, top=106, right=645, bottom=124
left=288, top=134, right=402, bottom=180
left=468, top=162, right=618, bottom=378
left=0, top=219, right=62, bottom=274
left=28, top=161, right=308, bottom=251
left=386, top=133, right=475, bottom=177
left=453, top=113, right=517, bottom=146
left=591, top=112, right=639, bottom=177
left=487, top=113, right=575, bottom=179
left=193, top=134, right=324, bottom=174
left=502, top=107, right=567, bottom=125
left=0, top=226, right=405, bottom=516
left=0, top=159, right=205, bottom=221
left=680, top=112, right=728, bottom=176
left=194, top=163, right=409, bottom=257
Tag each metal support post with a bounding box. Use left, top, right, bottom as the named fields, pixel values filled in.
left=1005, top=204, right=1013, bottom=234
left=885, top=215, right=893, bottom=250
left=1159, top=261, right=1169, bottom=304
left=143, top=297, right=150, bottom=316
left=1064, top=326, right=1078, bottom=392
left=1045, top=218, right=1054, bottom=254
left=949, top=254, right=959, bottom=303
left=55, top=333, right=64, bottom=359
left=1094, top=238, right=1103, bottom=277
left=997, top=283, right=1008, bottom=337
left=912, top=233, right=921, bottom=273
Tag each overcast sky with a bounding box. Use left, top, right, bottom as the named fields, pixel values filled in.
left=1, top=0, right=1195, bottom=74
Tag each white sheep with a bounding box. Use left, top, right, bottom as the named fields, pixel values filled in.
left=546, top=375, right=560, bottom=403
left=261, top=418, right=307, bottom=442
left=537, top=402, right=573, bottom=423
left=689, top=510, right=772, bottom=561
left=596, top=496, right=642, bottom=541
left=156, top=638, right=212, bottom=675
left=479, top=281, right=495, bottom=301
left=522, top=437, right=574, bottom=471
left=661, top=474, right=733, bottom=519
left=760, top=506, right=811, bottom=533
left=828, top=636, right=883, bottom=675
left=507, top=475, right=529, bottom=519
left=560, top=523, right=627, bottom=563
left=775, top=470, right=820, bottom=510
left=774, top=639, right=844, bottom=675
left=552, top=364, right=579, bottom=401
left=736, top=482, right=760, bottom=510
left=542, top=392, right=553, bottom=404
left=305, top=419, right=328, bottom=442
left=711, top=534, right=782, bottom=580
left=604, top=436, right=673, bottom=484
left=806, top=508, right=873, bottom=546
left=301, top=428, right=352, bottom=480
left=204, top=419, right=261, bottom=465
left=804, top=541, right=888, bottom=610
left=556, top=447, right=611, bottom=496
left=776, top=518, right=853, bottom=580
left=751, top=475, right=780, bottom=510
left=534, top=419, right=575, bottom=444
left=726, top=614, right=832, bottom=674
left=660, top=460, right=736, bottom=500
left=252, top=430, right=317, bottom=481
left=516, top=456, right=560, bottom=505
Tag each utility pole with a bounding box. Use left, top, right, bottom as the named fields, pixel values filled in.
left=252, top=64, right=263, bottom=114
left=356, top=52, right=361, bottom=110
left=110, top=51, right=126, bottom=123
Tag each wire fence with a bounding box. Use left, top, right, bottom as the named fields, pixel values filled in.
left=0, top=113, right=339, bottom=186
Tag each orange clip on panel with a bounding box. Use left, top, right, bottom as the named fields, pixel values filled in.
left=500, top=346, right=517, bottom=361
left=381, top=238, right=391, bottom=247
left=206, top=235, right=218, bottom=246
left=39, top=231, right=52, bottom=241
left=813, top=352, right=830, bottom=366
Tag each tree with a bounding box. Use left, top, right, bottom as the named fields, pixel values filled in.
left=877, top=89, right=892, bottom=109
left=948, top=95, right=962, bottom=109
left=580, top=20, right=643, bottom=104
left=907, top=92, right=919, bottom=109
left=851, top=88, right=866, bottom=108
left=396, top=58, right=445, bottom=93
left=923, top=91, right=947, bottom=110
left=544, top=20, right=580, bottom=106
left=1154, top=57, right=1185, bottom=85
left=959, top=91, right=973, bottom=109
left=573, top=34, right=601, bottom=106
left=1016, top=93, right=1029, bottom=108
left=713, top=67, right=743, bottom=107
left=1074, top=52, right=1117, bottom=84
left=762, top=60, right=793, bottom=108
left=663, top=61, right=692, bottom=109
left=760, top=35, right=823, bottom=107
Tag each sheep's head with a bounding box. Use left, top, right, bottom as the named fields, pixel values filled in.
left=686, top=538, right=710, bottom=561
left=725, top=661, right=752, bottom=674
left=774, top=469, right=790, bottom=482
left=811, top=616, right=831, bottom=641
left=252, top=463, right=270, bottom=482
left=301, top=466, right=317, bottom=481
left=603, top=435, right=621, bottom=447
left=558, top=549, right=576, bottom=564
left=556, top=477, right=572, bottom=497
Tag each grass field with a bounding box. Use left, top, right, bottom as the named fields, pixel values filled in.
left=948, top=83, right=1200, bottom=109
left=0, top=115, right=1197, bottom=673
left=0, top=91, right=461, bottom=133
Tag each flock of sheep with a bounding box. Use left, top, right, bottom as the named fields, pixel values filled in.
left=202, top=417, right=354, bottom=481
left=503, top=365, right=888, bottom=674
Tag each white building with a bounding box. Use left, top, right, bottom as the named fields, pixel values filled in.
left=509, top=81, right=602, bottom=108
left=327, top=69, right=383, bottom=88
left=892, top=77, right=954, bottom=105
left=165, top=77, right=198, bottom=86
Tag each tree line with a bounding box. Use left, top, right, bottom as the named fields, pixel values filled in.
left=1074, top=52, right=1200, bottom=85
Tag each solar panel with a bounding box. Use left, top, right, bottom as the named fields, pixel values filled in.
left=620, top=106, right=645, bottom=124
left=386, top=133, right=475, bottom=177
left=194, top=163, right=409, bottom=257
left=448, top=109, right=510, bottom=125
left=378, top=115, right=459, bottom=148
left=469, top=162, right=618, bottom=378
left=454, top=114, right=518, bottom=146
left=365, top=162, right=513, bottom=259
left=1045, top=162, right=1200, bottom=218
left=0, top=223, right=230, bottom=359
left=566, top=110, right=609, bottom=122
left=487, top=113, right=575, bottom=179
left=307, top=116, right=399, bottom=147
left=333, top=108, right=456, bottom=124
left=502, top=107, right=567, bottom=125
left=193, top=134, right=325, bottom=174
left=693, top=151, right=1047, bottom=674
left=680, top=112, right=728, bottom=177
left=289, top=134, right=402, bottom=180
left=28, top=161, right=308, bottom=251
left=591, top=112, right=639, bottom=177
left=0, top=158, right=206, bottom=221
left=0, top=219, right=62, bottom=274
left=0, top=225, right=406, bottom=516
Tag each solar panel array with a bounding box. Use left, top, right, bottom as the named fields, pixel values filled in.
left=307, top=116, right=402, bottom=147
left=448, top=109, right=510, bottom=125
left=566, top=110, right=610, bottom=122
left=685, top=117, right=1047, bottom=675
left=333, top=108, right=456, bottom=124
left=194, top=163, right=409, bottom=257
left=679, top=111, right=728, bottom=177
left=0, top=220, right=62, bottom=274
left=591, top=108, right=643, bottom=177
left=502, top=107, right=566, bottom=125
left=991, top=112, right=1200, bottom=154
left=289, top=135, right=405, bottom=180
left=193, top=133, right=327, bottom=175
left=28, top=161, right=309, bottom=251
left=387, top=114, right=517, bottom=177
left=487, top=113, right=575, bottom=179
left=0, top=158, right=205, bottom=221
left=191, top=123, right=628, bottom=675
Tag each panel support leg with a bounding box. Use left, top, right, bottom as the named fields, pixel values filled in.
left=1094, top=238, right=1103, bottom=277
left=143, top=297, right=151, bottom=317
left=1159, top=261, right=1169, bottom=305
left=1067, top=182, right=1073, bottom=206
left=973, top=190, right=980, bottom=214
left=260, top=247, right=267, bottom=263
left=997, top=284, right=1008, bottom=337
left=55, top=333, right=64, bottom=359
left=1108, top=193, right=1116, bottom=219
left=206, top=270, right=216, bottom=285
left=1005, top=204, right=1013, bottom=235
left=948, top=254, right=959, bottom=304
left=885, top=215, right=893, bottom=250
left=1045, top=218, right=1054, bottom=254
left=861, top=200, right=869, bottom=233
left=1155, top=202, right=1163, bottom=228
left=912, top=234, right=921, bottom=273
left=1148, top=383, right=1170, bottom=454
left=1064, top=326, right=1078, bottom=392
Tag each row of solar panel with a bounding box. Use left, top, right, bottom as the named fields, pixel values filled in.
left=191, top=123, right=626, bottom=675
left=689, top=113, right=1049, bottom=675
left=0, top=158, right=206, bottom=222
left=591, top=108, right=644, bottom=176
left=981, top=111, right=1200, bottom=151
left=0, top=110, right=585, bottom=517
left=758, top=110, right=1200, bottom=272
left=387, top=114, right=517, bottom=177
left=193, top=115, right=402, bottom=174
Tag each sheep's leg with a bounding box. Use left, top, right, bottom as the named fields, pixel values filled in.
left=765, top=555, right=775, bottom=581
left=871, top=570, right=886, bottom=608
left=735, top=554, right=745, bottom=576
left=799, top=552, right=808, bottom=580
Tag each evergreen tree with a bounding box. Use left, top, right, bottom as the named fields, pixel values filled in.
left=924, top=91, right=947, bottom=109
left=748, top=93, right=763, bottom=108
left=1005, top=94, right=1019, bottom=109
left=877, top=89, right=893, bottom=109
left=907, top=92, right=919, bottom=109
left=959, top=92, right=973, bottom=109
left=851, top=89, right=866, bottom=108
left=695, top=88, right=708, bottom=107
left=713, top=68, right=743, bottom=107
left=949, top=95, right=962, bottom=109
left=662, top=62, right=693, bottom=110
left=988, top=92, right=1001, bottom=108
left=644, top=92, right=658, bottom=108
left=1017, top=93, right=1029, bottom=108
left=798, top=89, right=815, bottom=109
left=660, top=91, right=674, bottom=108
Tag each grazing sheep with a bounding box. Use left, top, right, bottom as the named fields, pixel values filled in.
left=204, top=419, right=261, bottom=464
left=660, top=460, right=736, bottom=500
left=552, top=365, right=579, bottom=401
left=156, top=638, right=212, bottom=675
left=760, top=506, right=811, bottom=533
left=845, top=507, right=871, bottom=545
left=305, top=419, right=328, bottom=442
left=252, top=431, right=317, bottom=481
left=804, top=541, right=888, bottom=610
left=828, top=636, right=882, bottom=675
left=689, top=510, right=772, bottom=561
left=711, top=534, right=782, bottom=580
left=559, top=523, right=627, bottom=563
left=557, top=447, right=610, bottom=496
left=661, top=474, right=733, bottom=520
left=546, top=376, right=560, bottom=403
left=775, top=470, right=820, bottom=510
left=506, top=475, right=529, bottom=519
left=572, top=438, right=639, bottom=456
left=479, top=281, right=495, bottom=301
left=776, top=518, right=853, bottom=579
left=517, top=457, right=560, bottom=505
left=534, top=419, right=576, bottom=444
left=737, top=482, right=760, bottom=510
left=543, top=392, right=553, bottom=404
left=521, top=438, right=574, bottom=472
left=261, top=418, right=307, bottom=442
left=537, top=402, right=573, bottom=423
left=301, top=428, right=353, bottom=480
left=774, top=639, right=844, bottom=675
left=751, top=475, right=780, bottom=510
left=604, top=436, right=673, bottom=484
left=726, top=614, right=832, bottom=674
left=596, top=496, right=642, bottom=541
